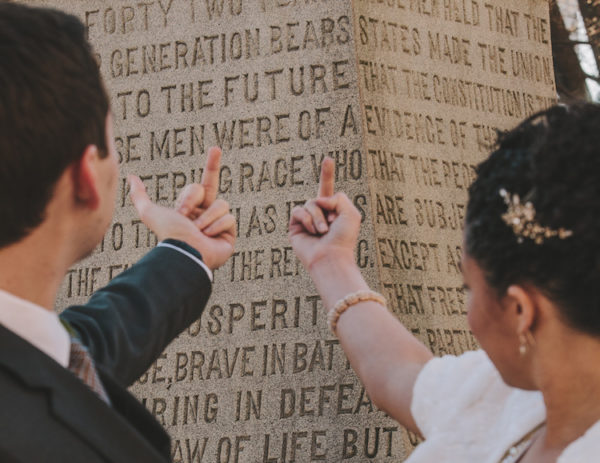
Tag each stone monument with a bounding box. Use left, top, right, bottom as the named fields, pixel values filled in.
left=25, top=0, right=556, bottom=460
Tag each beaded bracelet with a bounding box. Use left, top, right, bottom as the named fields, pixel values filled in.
left=327, top=290, right=387, bottom=335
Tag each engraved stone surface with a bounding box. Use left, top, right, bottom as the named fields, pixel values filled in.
left=24, top=0, right=556, bottom=460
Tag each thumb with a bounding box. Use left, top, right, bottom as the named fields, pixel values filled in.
left=128, top=175, right=152, bottom=217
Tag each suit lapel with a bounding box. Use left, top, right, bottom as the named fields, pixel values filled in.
left=0, top=325, right=168, bottom=462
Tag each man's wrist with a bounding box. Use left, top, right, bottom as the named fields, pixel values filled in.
left=160, top=239, right=202, bottom=259
left=157, top=239, right=213, bottom=282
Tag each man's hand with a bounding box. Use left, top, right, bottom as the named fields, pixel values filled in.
left=128, top=146, right=236, bottom=270
left=289, top=157, right=361, bottom=271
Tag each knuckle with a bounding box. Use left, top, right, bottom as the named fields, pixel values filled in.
left=180, top=184, right=194, bottom=195
left=214, top=198, right=228, bottom=209
left=188, top=184, right=202, bottom=197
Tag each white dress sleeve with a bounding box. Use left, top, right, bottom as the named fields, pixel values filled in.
left=410, top=350, right=500, bottom=438
left=407, top=350, right=600, bottom=463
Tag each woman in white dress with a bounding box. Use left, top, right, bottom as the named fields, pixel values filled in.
left=288, top=103, right=600, bottom=462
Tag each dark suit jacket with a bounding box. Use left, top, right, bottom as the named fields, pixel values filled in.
left=0, top=242, right=212, bottom=462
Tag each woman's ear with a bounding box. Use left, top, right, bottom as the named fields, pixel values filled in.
left=71, top=145, right=100, bottom=210
left=506, top=285, right=537, bottom=334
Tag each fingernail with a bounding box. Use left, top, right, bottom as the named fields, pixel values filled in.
left=317, top=222, right=328, bottom=234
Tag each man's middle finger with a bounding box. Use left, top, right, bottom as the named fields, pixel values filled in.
left=200, top=146, right=222, bottom=208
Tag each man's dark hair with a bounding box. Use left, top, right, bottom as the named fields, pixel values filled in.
left=0, top=3, right=109, bottom=247
left=466, top=103, right=600, bottom=336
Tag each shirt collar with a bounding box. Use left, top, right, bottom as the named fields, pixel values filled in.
left=0, top=289, right=70, bottom=367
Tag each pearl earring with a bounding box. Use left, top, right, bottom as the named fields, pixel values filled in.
left=518, top=331, right=536, bottom=356
left=519, top=334, right=528, bottom=356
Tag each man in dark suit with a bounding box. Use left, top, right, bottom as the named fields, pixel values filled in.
left=0, top=3, right=235, bottom=461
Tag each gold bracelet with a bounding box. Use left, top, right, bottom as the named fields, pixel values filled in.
left=327, top=290, right=387, bottom=335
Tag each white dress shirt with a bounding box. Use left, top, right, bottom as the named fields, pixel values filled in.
left=0, top=288, right=70, bottom=367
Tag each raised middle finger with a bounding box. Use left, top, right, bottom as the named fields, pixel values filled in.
left=200, top=146, right=222, bottom=208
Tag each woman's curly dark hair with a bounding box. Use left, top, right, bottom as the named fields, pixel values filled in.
left=466, top=103, right=600, bottom=336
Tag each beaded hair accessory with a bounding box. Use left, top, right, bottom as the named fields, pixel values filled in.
left=499, top=189, right=573, bottom=244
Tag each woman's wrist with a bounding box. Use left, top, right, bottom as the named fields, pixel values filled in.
left=308, top=250, right=370, bottom=311
left=307, top=246, right=354, bottom=274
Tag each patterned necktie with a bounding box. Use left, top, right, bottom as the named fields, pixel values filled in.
left=67, top=333, right=111, bottom=405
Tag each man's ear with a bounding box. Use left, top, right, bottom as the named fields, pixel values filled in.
left=71, top=145, right=100, bottom=210
left=506, top=285, right=537, bottom=334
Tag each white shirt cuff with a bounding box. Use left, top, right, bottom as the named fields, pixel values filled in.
left=156, top=242, right=213, bottom=282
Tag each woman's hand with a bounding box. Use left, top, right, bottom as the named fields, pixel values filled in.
left=288, top=156, right=432, bottom=436
left=289, top=157, right=361, bottom=271
left=128, top=146, right=236, bottom=270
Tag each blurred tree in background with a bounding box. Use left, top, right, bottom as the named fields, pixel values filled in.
left=552, top=0, right=600, bottom=100
left=578, top=0, right=600, bottom=70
